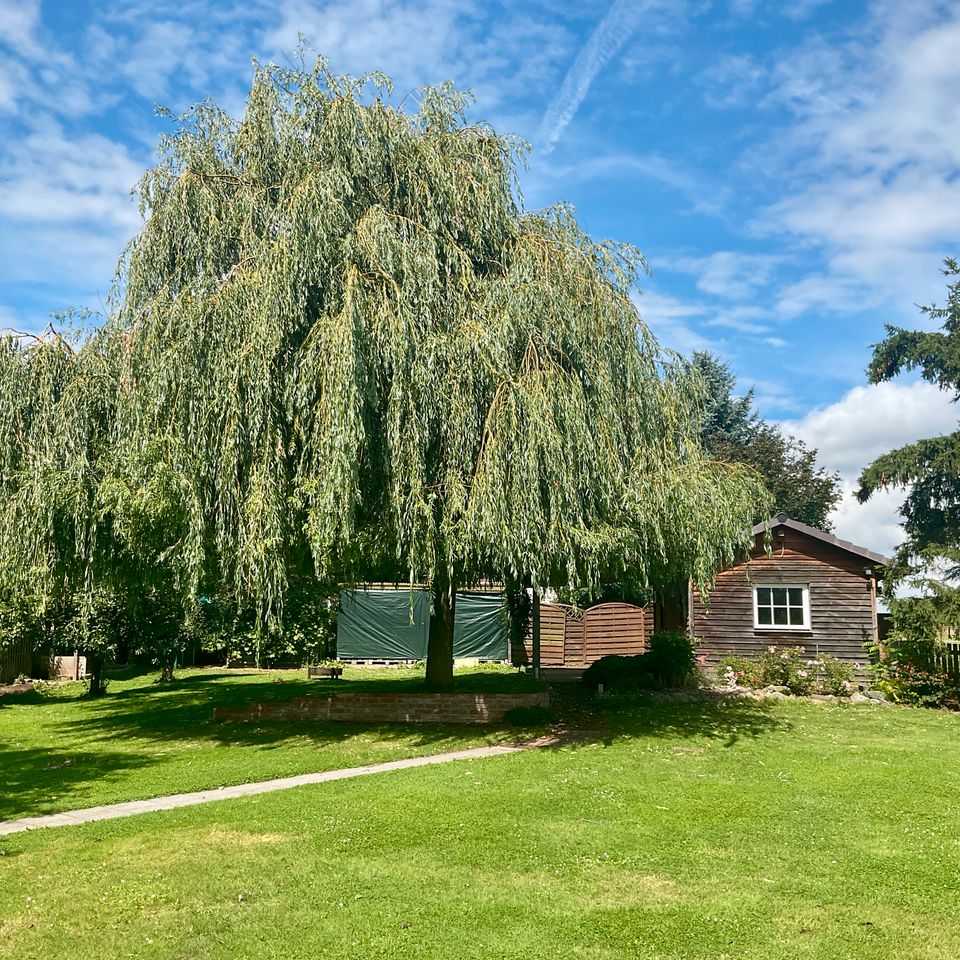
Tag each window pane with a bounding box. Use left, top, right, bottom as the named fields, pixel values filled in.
left=773, top=607, right=788, bottom=625
left=772, top=588, right=787, bottom=606
left=789, top=607, right=805, bottom=626
left=757, top=607, right=772, bottom=625
left=788, top=588, right=803, bottom=607
left=756, top=587, right=772, bottom=605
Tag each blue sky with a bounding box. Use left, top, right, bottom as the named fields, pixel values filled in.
left=0, top=0, right=958, bottom=554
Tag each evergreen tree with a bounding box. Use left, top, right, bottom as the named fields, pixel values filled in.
left=691, top=352, right=841, bottom=529
left=858, top=258, right=960, bottom=575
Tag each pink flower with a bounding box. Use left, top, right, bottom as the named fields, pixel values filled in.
left=797, top=670, right=808, bottom=678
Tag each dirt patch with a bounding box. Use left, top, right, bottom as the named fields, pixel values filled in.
left=587, top=871, right=684, bottom=907
left=201, top=829, right=286, bottom=847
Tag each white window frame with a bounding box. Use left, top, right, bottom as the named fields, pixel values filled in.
left=753, top=584, right=811, bottom=631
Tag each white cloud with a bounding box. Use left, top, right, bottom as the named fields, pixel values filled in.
left=525, top=151, right=726, bottom=215
left=830, top=482, right=904, bottom=563
left=632, top=289, right=714, bottom=354
left=697, top=54, right=765, bottom=108
left=264, top=0, right=570, bottom=118
left=0, top=0, right=40, bottom=54
left=672, top=251, right=784, bottom=300
left=783, top=381, right=957, bottom=476
left=753, top=5, right=960, bottom=318
left=705, top=305, right=772, bottom=334
left=749, top=378, right=805, bottom=416
left=0, top=118, right=142, bottom=229
left=0, top=117, right=144, bottom=311
left=782, top=380, right=958, bottom=557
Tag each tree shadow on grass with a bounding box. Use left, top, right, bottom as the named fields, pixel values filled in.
left=0, top=670, right=543, bottom=822
left=594, top=693, right=792, bottom=747
left=33, top=670, right=535, bottom=754
left=0, top=742, right=161, bottom=821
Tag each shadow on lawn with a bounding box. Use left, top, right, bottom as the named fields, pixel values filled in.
left=0, top=671, right=536, bottom=821
left=39, top=670, right=528, bottom=754
left=0, top=742, right=161, bottom=821
left=595, top=693, right=791, bottom=747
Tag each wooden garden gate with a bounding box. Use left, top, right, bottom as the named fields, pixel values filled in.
left=521, top=602, right=651, bottom=668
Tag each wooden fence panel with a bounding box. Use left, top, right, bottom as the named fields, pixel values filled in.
left=583, top=603, right=647, bottom=662
left=0, top=639, right=32, bottom=684
left=525, top=602, right=648, bottom=667
left=564, top=610, right=586, bottom=665
left=935, top=642, right=960, bottom=680
left=539, top=603, right=569, bottom=666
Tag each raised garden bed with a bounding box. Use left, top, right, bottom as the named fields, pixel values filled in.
left=214, top=690, right=550, bottom=725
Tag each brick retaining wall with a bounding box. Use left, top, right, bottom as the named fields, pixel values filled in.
left=214, top=690, right=550, bottom=725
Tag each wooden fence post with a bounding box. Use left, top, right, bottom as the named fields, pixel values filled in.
left=532, top=586, right=541, bottom=680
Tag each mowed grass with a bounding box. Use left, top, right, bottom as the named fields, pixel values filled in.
left=0, top=665, right=535, bottom=820
left=2, top=696, right=960, bottom=959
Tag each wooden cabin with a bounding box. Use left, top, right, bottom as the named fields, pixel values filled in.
left=691, top=513, right=888, bottom=670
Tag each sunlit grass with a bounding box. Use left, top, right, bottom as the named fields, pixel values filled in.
left=2, top=695, right=959, bottom=959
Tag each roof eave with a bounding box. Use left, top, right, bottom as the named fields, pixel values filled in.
left=751, top=513, right=890, bottom=568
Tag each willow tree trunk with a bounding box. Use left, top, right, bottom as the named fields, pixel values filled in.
left=426, top=577, right=456, bottom=691
left=86, top=654, right=106, bottom=697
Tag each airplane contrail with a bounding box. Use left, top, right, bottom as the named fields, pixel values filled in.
left=538, top=0, right=661, bottom=154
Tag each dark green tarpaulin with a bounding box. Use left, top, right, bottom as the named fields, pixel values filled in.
left=453, top=592, right=509, bottom=659
left=336, top=589, right=509, bottom=660
left=336, top=589, right=429, bottom=660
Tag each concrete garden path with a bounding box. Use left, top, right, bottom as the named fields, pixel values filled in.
left=0, top=739, right=557, bottom=838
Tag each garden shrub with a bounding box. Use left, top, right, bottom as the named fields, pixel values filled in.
left=874, top=655, right=960, bottom=709
left=503, top=704, right=555, bottom=726
left=870, top=588, right=960, bottom=709
left=816, top=655, right=855, bottom=697
left=756, top=646, right=814, bottom=695
left=645, top=632, right=697, bottom=688
left=717, top=653, right=761, bottom=688
left=717, top=645, right=855, bottom=697
left=581, top=633, right=698, bottom=692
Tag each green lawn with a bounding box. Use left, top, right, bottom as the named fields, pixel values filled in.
left=0, top=665, right=535, bottom=820
left=2, top=695, right=960, bottom=958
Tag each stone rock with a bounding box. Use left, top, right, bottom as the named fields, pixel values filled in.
left=810, top=694, right=837, bottom=703
left=865, top=689, right=886, bottom=702
left=763, top=685, right=791, bottom=695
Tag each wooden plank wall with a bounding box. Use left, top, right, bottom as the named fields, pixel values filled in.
left=692, top=527, right=877, bottom=669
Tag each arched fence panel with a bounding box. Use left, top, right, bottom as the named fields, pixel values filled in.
left=526, top=602, right=650, bottom=668
left=583, top=603, right=647, bottom=662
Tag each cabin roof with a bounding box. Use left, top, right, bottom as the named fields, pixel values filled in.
left=751, top=513, right=890, bottom=567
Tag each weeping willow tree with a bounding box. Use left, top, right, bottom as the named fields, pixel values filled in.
left=0, top=321, right=193, bottom=692
left=2, top=58, right=768, bottom=690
